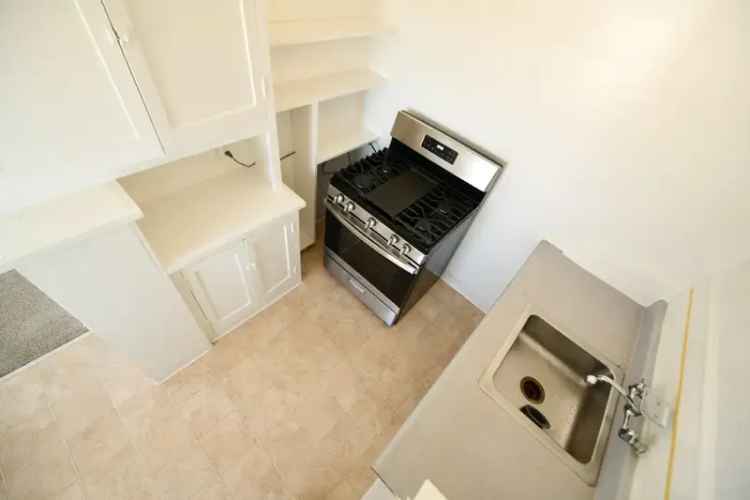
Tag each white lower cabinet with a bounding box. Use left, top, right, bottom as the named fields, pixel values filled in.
left=184, top=239, right=261, bottom=337
left=180, top=214, right=300, bottom=340
left=250, top=216, right=300, bottom=305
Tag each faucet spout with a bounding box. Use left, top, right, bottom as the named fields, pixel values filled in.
left=585, top=374, right=641, bottom=412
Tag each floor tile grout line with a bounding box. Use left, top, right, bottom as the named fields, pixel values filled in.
left=44, top=383, right=85, bottom=500
left=254, top=433, right=297, bottom=500
left=192, top=409, right=239, bottom=499
left=58, top=336, right=151, bottom=500
left=0, top=462, right=7, bottom=499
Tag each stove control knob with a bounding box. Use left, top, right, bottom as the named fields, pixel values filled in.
left=333, top=194, right=344, bottom=204
left=366, top=218, right=377, bottom=229
left=401, top=243, right=411, bottom=256
left=388, top=235, right=399, bottom=247
left=344, top=201, right=355, bottom=213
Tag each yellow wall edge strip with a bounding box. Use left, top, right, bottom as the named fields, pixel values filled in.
left=663, top=287, right=695, bottom=500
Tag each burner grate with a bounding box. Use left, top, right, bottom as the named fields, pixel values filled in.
left=335, top=149, right=407, bottom=194
left=395, top=186, right=476, bottom=246
left=332, top=147, right=481, bottom=250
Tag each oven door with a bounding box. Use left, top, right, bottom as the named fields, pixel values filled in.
left=324, top=206, right=418, bottom=311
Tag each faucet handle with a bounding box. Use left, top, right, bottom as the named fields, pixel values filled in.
left=628, top=379, right=647, bottom=399
left=624, top=379, right=670, bottom=428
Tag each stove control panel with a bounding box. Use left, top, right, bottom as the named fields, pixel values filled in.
left=325, top=185, right=427, bottom=266
left=422, top=135, right=458, bottom=164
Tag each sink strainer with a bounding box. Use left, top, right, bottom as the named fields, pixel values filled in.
left=520, top=376, right=545, bottom=404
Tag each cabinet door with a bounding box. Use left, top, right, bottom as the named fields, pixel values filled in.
left=184, top=240, right=261, bottom=336
left=0, top=0, right=163, bottom=214
left=249, top=216, right=301, bottom=305
left=104, top=0, right=272, bottom=161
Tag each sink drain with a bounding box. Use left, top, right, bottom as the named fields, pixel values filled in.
left=520, top=404, right=550, bottom=430
left=520, top=376, right=545, bottom=404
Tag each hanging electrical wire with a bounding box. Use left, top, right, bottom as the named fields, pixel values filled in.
left=223, top=150, right=255, bottom=168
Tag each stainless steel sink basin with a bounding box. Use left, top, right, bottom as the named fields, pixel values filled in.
left=479, top=313, right=622, bottom=485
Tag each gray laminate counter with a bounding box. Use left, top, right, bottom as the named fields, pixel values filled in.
left=374, top=241, right=662, bottom=500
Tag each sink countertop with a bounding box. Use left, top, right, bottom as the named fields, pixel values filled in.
left=375, top=241, right=656, bottom=500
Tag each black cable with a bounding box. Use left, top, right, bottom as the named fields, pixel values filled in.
left=224, top=150, right=255, bottom=168
left=280, top=151, right=296, bottom=161
left=369, top=142, right=377, bottom=153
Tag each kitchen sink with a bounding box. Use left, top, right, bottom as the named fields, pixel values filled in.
left=479, top=313, right=622, bottom=485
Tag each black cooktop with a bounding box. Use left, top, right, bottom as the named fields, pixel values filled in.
left=331, top=145, right=481, bottom=251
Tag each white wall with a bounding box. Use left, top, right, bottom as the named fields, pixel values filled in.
left=626, top=256, right=750, bottom=500
left=704, top=259, right=750, bottom=499
left=367, top=0, right=750, bottom=311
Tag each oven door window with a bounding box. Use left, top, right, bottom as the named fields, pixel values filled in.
left=325, top=211, right=414, bottom=306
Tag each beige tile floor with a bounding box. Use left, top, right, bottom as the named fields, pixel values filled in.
left=0, top=240, right=482, bottom=500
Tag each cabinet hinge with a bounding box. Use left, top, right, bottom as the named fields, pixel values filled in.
left=101, top=2, right=129, bottom=46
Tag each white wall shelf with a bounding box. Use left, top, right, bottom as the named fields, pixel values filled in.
left=317, top=125, right=379, bottom=164
left=269, top=17, right=394, bottom=47
left=274, top=69, right=386, bottom=112
left=132, top=168, right=304, bottom=274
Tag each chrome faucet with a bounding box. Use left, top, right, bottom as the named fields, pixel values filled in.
left=586, top=374, right=649, bottom=455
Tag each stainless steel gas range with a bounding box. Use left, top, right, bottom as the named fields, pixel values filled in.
left=324, top=111, right=503, bottom=325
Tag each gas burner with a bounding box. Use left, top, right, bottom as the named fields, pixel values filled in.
left=333, top=148, right=407, bottom=195
left=395, top=186, right=477, bottom=247
left=436, top=199, right=456, bottom=215
left=415, top=219, right=434, bottom=233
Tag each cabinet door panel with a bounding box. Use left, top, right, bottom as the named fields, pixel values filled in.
left=185, top=241, right=259, bottom=335
left=106, top=0, right=270, bottom=159
left=0, top=0, right=162, bottom=214
left=250, top=216, right=300, bottom=304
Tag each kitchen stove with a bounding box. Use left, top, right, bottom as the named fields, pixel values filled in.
left=324, top=111, right=503, bottom=325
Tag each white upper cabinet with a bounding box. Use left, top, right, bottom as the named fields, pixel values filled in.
left=104, top=0, right=272, bottom=161
left=1, top=0, right=275, bottom=214
left=0, top=0, right=163, bottom=214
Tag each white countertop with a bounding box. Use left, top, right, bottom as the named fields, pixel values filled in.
left=133, top=168, right=305, bottom=274
left=374, top=241, right=660, bottom=500
left=0, top=182, right=142, bottom=271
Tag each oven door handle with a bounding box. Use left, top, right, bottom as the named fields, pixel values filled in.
left=325, top=202, right=419, bottom=275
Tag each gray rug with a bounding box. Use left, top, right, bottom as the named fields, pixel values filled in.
left=0, top=270, right=88, bottom=377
